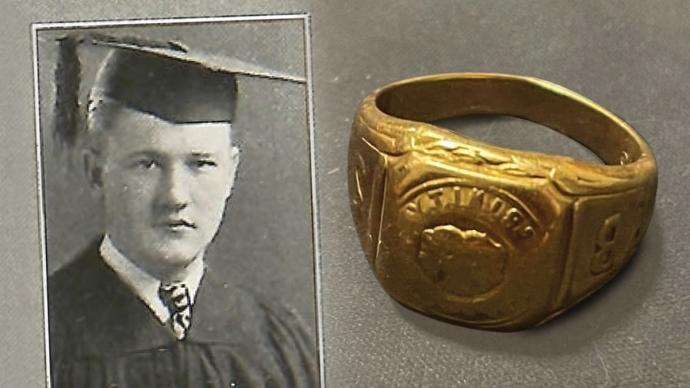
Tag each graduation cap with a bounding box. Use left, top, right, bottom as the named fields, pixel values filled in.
left=53, top=32, right=306, bottom=148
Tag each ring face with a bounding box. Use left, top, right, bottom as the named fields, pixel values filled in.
left=349, top=74, right=657, bottom=331
left=384, top=153, right=560, bottom=328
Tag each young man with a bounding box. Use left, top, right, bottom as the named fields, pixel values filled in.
left=47, top=35, right=315, bottom=387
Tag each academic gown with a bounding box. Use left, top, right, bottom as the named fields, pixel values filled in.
left=48, top=241, right=316, bottom=388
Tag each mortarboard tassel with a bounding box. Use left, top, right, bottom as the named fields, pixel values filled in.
left=53, top=34, right=83, bottom=149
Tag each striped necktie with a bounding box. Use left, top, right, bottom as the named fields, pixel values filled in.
left=159, top=282, right=192, bottom=340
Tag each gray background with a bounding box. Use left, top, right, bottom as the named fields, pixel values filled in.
left=2, top=1, right=690, bottom=387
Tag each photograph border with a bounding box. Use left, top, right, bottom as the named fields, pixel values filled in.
left=30, top=13, right=323, bottom=388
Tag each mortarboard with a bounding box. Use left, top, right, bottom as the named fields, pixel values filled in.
left=53, top=32, right=306, bottom=148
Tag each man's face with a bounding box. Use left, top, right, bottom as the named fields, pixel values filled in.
left=94, top=105, right=238, bottom=279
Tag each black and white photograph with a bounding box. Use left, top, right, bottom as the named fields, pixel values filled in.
left=33, top=15, right=318, bottom=387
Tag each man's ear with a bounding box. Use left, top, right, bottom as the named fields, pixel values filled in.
left=225, top=146, right=240, bottom=200
left=82, top=149, right=104, bottom=192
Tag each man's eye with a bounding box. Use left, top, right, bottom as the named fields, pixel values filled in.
left=191, top=159, right=218, bottom=169
left=134, top=159, right=159, bottom=170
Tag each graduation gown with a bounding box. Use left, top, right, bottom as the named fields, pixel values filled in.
left=48, top=242, right=316, bottom=388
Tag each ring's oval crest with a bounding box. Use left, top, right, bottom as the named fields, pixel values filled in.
left=399, top=179, right=542, bottom=299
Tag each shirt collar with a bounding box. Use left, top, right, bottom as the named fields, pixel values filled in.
left=99, top=235, right=205, bottom=324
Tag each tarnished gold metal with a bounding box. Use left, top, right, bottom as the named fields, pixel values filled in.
left=348, top=73, right=657, bottom=331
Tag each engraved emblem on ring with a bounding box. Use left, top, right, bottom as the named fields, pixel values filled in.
left=402, top=179, right=540, bottom=298
left=418, top=225, right=507, bottom=297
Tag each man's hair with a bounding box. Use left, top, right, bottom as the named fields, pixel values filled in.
left=82, top=96, right=124, bottom=158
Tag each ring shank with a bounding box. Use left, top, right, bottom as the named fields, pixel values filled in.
left=375, top=74, right=648, bottom=166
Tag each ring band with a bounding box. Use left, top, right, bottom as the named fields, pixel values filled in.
left=348, top=73, right=657, bottom=331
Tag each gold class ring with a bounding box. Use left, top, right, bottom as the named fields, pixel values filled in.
left=348, top=73, right=657, bottom=331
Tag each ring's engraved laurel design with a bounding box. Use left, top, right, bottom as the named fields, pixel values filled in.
left=349, top=73, right=657, bottom=330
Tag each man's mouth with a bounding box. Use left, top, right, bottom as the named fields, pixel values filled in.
left=161, top=219, right=196, bottom=231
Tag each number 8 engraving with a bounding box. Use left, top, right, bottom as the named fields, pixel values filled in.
left=591, top=213, right=621, bottom=275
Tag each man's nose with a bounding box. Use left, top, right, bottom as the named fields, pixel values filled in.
left=160, top=164, right=191, bottom=210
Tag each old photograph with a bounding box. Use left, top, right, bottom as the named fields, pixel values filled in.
left=33, top=15, right=318, bottom=387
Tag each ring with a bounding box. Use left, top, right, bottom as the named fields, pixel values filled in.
left=348, top=73, right=657, bottom=331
